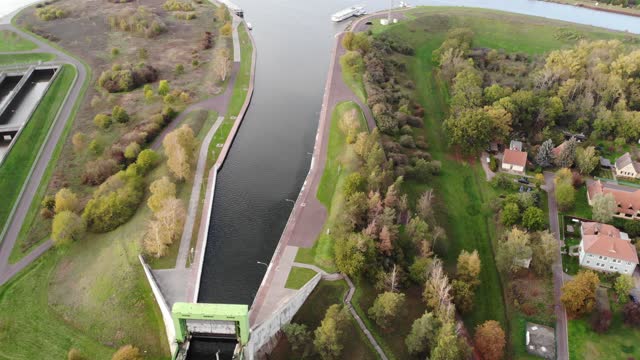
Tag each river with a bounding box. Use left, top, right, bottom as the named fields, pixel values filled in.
left=197, top=0, right=639, bottom=307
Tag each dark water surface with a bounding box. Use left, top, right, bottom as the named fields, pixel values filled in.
left=198, top=0, right=639, bottom=306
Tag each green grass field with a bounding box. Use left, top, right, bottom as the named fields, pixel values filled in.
left=284, top=267, right=317, bottom=289
left=0, top=52, right=55, bottom=66
left=569, top=313, right=640, bottom=360
left=269, top=280, right=379, bottom=360
left=295, top=101, right=367, bottom=272
left=0, top=65, right=75, bottom=257
left=339, top=54, right=366, bottom=103
left=0, top=30, right=37, bottom=51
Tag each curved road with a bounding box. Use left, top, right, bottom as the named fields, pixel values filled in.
left=0, top=22, right=88, bottom=285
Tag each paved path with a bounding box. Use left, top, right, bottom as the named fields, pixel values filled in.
left=544, top=171, right=569, bottom=360
left=175, top=115, right=225, bottom=269
left=0, top=22, right=87, bottom=286
left=480, top=152, right=496, bottom=181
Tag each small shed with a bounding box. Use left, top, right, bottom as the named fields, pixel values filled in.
left=510, top=140, right=523, bottom=151
left=600, top=157, right=612, bottom=169
left=526, top=323, right=556, bottom=359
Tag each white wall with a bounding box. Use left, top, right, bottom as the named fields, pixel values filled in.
left=578, top=242, right=636, bottom=275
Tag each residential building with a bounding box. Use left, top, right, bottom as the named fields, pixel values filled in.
left=578, top=221, right=638, bottom=275
left=502, top=149, right=527, bottom=174
left=615, top=152, right=640, bottom=179
left=552, top=141, right=567, bottom=158
left=587, top=179, right=640, bottom=220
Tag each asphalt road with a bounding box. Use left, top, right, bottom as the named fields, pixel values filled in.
left=544, top=171, right=570, bottom=360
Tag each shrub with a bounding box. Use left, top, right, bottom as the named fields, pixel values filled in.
left=67, top=348, right=86, bottom=360
left=174, top=12, right=197, bottom=20
left=82, top=158, right=120, bottom=185
left=112, top=105, right=129, bottom=123
left=111, top=345, right=143, bottom=360
left=174, top=64, right=185, bottom=75
left=72, top=132, right=87, bottom=152
left=124, top=142, right=141, bottom=160
left=111, top=47, right=120, bottom=57
left=83, top=170, right=144, bottom=233
left=98, top=63, right=158, bottom=93
left=399, top=135, right=416, bottom=148
left=158, top=80, right=170, bottom=96
left=489, top=156, right=498, bottom=172
left=55, top=188, right=80, bottom=213
left=200, top=31, right=213, bottom=50
left=52, top=211, right=86, bottom=246
left=36, top=6, right=67, bottom=21
left=108, top=6, right=166, bottom=38
left=623, top=302, right=640, bottom=327
left=340, top=51, right=364, bottom=74
left=163, top=0, right=194, bottom=11
left=93, top=113, right=112, bottom=129
left=220, top=22, right=232, bottom=36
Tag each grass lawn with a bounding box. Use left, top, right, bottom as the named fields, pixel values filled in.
left=0, top=52, right=55, bottom=66
left=569, top=312, right=640, bottom=360
left=0, top=30, right=37, bottom=51
left=269, top=280, right=379, bottom=360
left=562, top=185, right=592, bottom=219
left=295, top=101, right=367, bottom=272
left=225, top=23, right=252, bottom=119
left=1, top=65, right=76, bottom=261
left=284, top=267, right=317, bottom=290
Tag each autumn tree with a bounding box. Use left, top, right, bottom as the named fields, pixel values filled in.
left=148, top=176, right=177, bottom=213
left=335, top=232, right=373, bottom=278
left=536, top=139, right=554, bottom=167
left=496, top=227, right=532, bottom=274
left=561, top=270, right=600, bottom=317
left=417, top=189, right=434, bottom=221
left=111, top=345, right=143, bottom=360
left=591, top=193, right=616, bottom=223
left=163, top=124, right=198, bottom=181
left=443, top=107, right=494, bottom=154
left=614, top=274, right=634, bottom=303
left=52, top=211, right=86, bottom=246
left=474, top=320, right=506, bottom=360
left=144, top=198, right=186, bottom=258
left=575, top=146, right=599, bottom=175
left=451, top=279, right=474, bottom=313
left=67, top=348, right=86, bottom=360
left=423, top=260, right=453, bottom=318
left=314, top=304, right=349, bottom=360
left=369, top=291, right=406, bottom=328
left=213, top=47, right=231, bottom=82
left=405, top=311, right=440, bottom=355
left=623, top=302, right=640, bottom=327
left=457, top=249, right=481, bottom=286
left=531, top=230, right=559, bottom=275
left=341, top=31, right=355, bottom=50
left=55, top=188, right=80, bottom=213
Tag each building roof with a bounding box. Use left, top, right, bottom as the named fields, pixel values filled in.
left=552, top=141, right=567, bottom=157
left=526, top=323, right=556, bottom=359
left=581, top=221, right=639, bottom=264
left=503, top=149, right=527, bottom=168
left=600, top=157, right=612, bottom=168
left=587, top=179, right=640, bottom=217
left=615, top=152, right=640, bottom=173
left=510, top=140, right=523, bottom=151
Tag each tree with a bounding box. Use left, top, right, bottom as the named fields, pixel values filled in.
left=536, top=139, right=554, bottom=167
left=124, top=142, right=141, bottom=160
left=522, top=207, right=545, bottom=231
left=158, top=80, right=170, bottom=96
left=443, top=107, right=494, bottom=154
left=148, top=177, right=177, bottom=213
left=283, top=323, right=312, bottom=356
left=451, top=279, right=474, bottom=313
left=555, top=138, right=577, bottom=168
left=67, top=348, right=86, bottom=360
left=501, top=202, right=520, bottom=227
left=111, top=345, right=143, bottom=360
left=52, top=211, right=85, bottom=246
left=561, top=270, right=600, bottom=317
left=341, top=31, right=355, bottom=50
left=369, top=291, right=406, bottom=328
left=576, top=146, right=599, bottom=175
left=163, top=124, right=198, bottom=181
left=474, top=320, right=506, bottom=360
left=431, top=320, right=462, bottom=360
left=55, top=188, right=80, bottom=213
left=112, top=105, right=129, bottom=123
left=591, top=193, right=616, bottom=223
left=220, top=21, right=232, bottom=36
left=423, top=260, right=453, bottom=318
left=72, top=132, right=87, bottom=152
left=531, top=231, right=559, bottom=275
left=417, top=189, right=434, bottom=221
left=342, top=172, right=364, bottom=198
left=555, top=182, right=576, bottom=212
left=614, top=274, right=634, bottom=303
left=623, top=302, right=640, bottom=327
left=144, top=198, right=186, bottom=258
left=93, top=113, right=112, bottom=129
left=456, top=249, right=481, bottom=286
left=378, top=225, right=395, bottom=255
left=496, top=228, right=532, bottom=274
left=314, top=304, right=348, bottom=360
left=213, top=47, right=231, bottom=82
left=405, top=311, right=440, bottom=355
left=335, top=233, right=372, bottom=278
left=407, top=216, right=431, bottom=255
left=136, top=149, right=159, bottom=174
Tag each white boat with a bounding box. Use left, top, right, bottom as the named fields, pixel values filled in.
left=331, top=6, right=366, bottom=22
left=246, top=22, right=253, bottom=30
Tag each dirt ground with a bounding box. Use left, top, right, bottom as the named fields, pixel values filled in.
left=15, top=0, right=230, bottom=249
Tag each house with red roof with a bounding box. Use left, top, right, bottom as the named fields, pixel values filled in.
left=578, top=221, right=638, bottom=275
left=587, top=179, right=640, bottom=220
left=501, top=141, right=527, bottom=174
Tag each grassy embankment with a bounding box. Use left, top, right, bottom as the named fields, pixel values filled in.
left=0, top=30, right=37, bottom=51
left=295, top=101, right=368, bottom=273
left=269, top=280, right=380, bottom=360
left=339, top=53, right=366, bottom=103
left=0, top=64, right=75, bottom=254
left=0, top=52, right=55, bottom=65
left=324, top=6, right=634, bottom=358
left=284, top=267, right=317, bottom=290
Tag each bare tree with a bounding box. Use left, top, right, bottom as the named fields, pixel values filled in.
left=417, top=189, right=434, bottom=221
left=423, top=259, right=453, bottom=319
left=213, top=47, right=231, bottom=82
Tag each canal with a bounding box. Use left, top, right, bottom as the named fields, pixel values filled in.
left=197, top=0, right=640, bottom=307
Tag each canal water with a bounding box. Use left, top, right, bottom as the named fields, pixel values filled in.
left=197, top=0, right=640, bottom=307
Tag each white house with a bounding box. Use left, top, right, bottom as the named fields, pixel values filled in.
left=502, top=148, right=527, bottom=174
left=615, top=152, right=640, bottom=179
left=578, top=222, right=638, bottom=275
